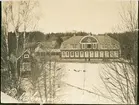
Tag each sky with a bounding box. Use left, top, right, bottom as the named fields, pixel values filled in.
left=3, top=0, right=138, bottom=34
left=36, top=0, right=138, bottom=34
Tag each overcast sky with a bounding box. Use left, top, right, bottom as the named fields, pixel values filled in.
left=4, top=0, right=138, bottom=34
left=37, top=0, right=138, bottom=34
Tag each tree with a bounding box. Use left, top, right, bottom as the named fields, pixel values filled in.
left=91, top=0, right=138, bottom=104
left=95, top=62, right=136, bottom=104
left=2, top=0, right=40, bottom=98
left=117, top=0, right=138, bottom=64
left=19, top=50, right=65, bottom=103
left=1, top=25, right=11, bottom=92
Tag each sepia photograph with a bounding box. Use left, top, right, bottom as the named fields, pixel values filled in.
left=1, top=0, right=138, bottom=104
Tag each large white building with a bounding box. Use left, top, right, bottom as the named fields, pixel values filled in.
left=60, top=34, right=121, bottom=60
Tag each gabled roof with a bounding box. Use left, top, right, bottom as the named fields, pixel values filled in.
left=17, top=49, right=30, bottom=60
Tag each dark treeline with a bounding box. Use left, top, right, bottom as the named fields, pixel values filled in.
left=8, top=31, right=88, bottom=42
left=106, top=31, right=138, bottom=62
left=8, top=31, right=137, bottom=61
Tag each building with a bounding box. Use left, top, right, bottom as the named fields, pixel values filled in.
left=34, top=42, right=60, bottom=58
left=60, top=34, right=121, bottom=60
left=18, top=49, right=32, bottom=77
left=20, top=50, right=31, bottom=72
left=20, top=40, right=61, bottom=77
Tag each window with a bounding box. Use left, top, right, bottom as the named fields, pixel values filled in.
left=87, top=44, right=91, bottom=48
left=71, top=44, right=77, bottom=48
left=80, top=51, right=84, bottom=57
left=94, top=51, right=99, bottom=57
left=85, top=51, right=89, bottom=57
left=114, top=51, right=119, bottom=57
left=62, top=51, right=66, bottom=57
left=90, top=51, right=94, bottom=57
left=24, top=54, right=29, bottom=58
left=70, top=51, right=74, bottom=57
left=66, top=51, right=69, bottom=57
left=100, top=51, right=104, bottom=57
left=75, top=51, right=79, bottom=57
left=93, top=44, right=96, bottom=49
left=102, top=44, right=107, bottom=49
left=105, top=51, right=109, bottom=57
left=93, top=44, right=98, bottom=49
left=110, top=51, right=114, bottom=57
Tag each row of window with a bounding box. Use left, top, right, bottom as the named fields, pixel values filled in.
left=101, top=44, right=117, bottom=49
left=61, top=50, right=119, bottom=58
left=64, top=43, right=98, bottom=49
left=71, top=44, right=77, bottom=48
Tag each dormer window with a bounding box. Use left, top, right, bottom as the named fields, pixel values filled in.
left=24, top=54, right=29, bottom=58
left=80, top=36, right=98, bottom=49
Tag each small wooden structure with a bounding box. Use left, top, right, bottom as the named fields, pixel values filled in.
left=18, top=49, right=32, bottom=78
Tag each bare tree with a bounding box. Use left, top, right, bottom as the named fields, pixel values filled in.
left=118, top=1, right=138, bottom=32
left=1, top=25, right=11, bottom=93
left=19, top=0, right=40, bottom=49
left=2, top=0, right=40, bottom=98
left=35, top=51, right=65, bottom=103
left=18, top=50, right=65, bottom=103
left=94, top=62, right=136, bottom=104
left=91, top=1, right=138, bottom=104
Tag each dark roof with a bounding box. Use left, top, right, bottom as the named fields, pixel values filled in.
left=25, top=42, right=38, bottom=49
left=38, top=41, right=56, bottom=49
left=34, top=41, right=61, bottom=53
left=25, top=41, right=57, bottom=49
left=95, top=35, right=119, bottom=46
left=61, top=35, right=120, bottom=49
left=17, top=49, right=30, bottom=60
left=62, top=36, right=83, bottom=45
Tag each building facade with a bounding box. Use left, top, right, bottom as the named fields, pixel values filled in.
left=20, top=50, right=31, bottom=72
left=60, top=34, right=121, bottom=60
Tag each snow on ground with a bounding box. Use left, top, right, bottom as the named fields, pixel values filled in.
left=1, top=91, right=21, bottom=103
left=1, top=62, right=126, bottom=104
left=56, top=62, right=117, bottom=104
